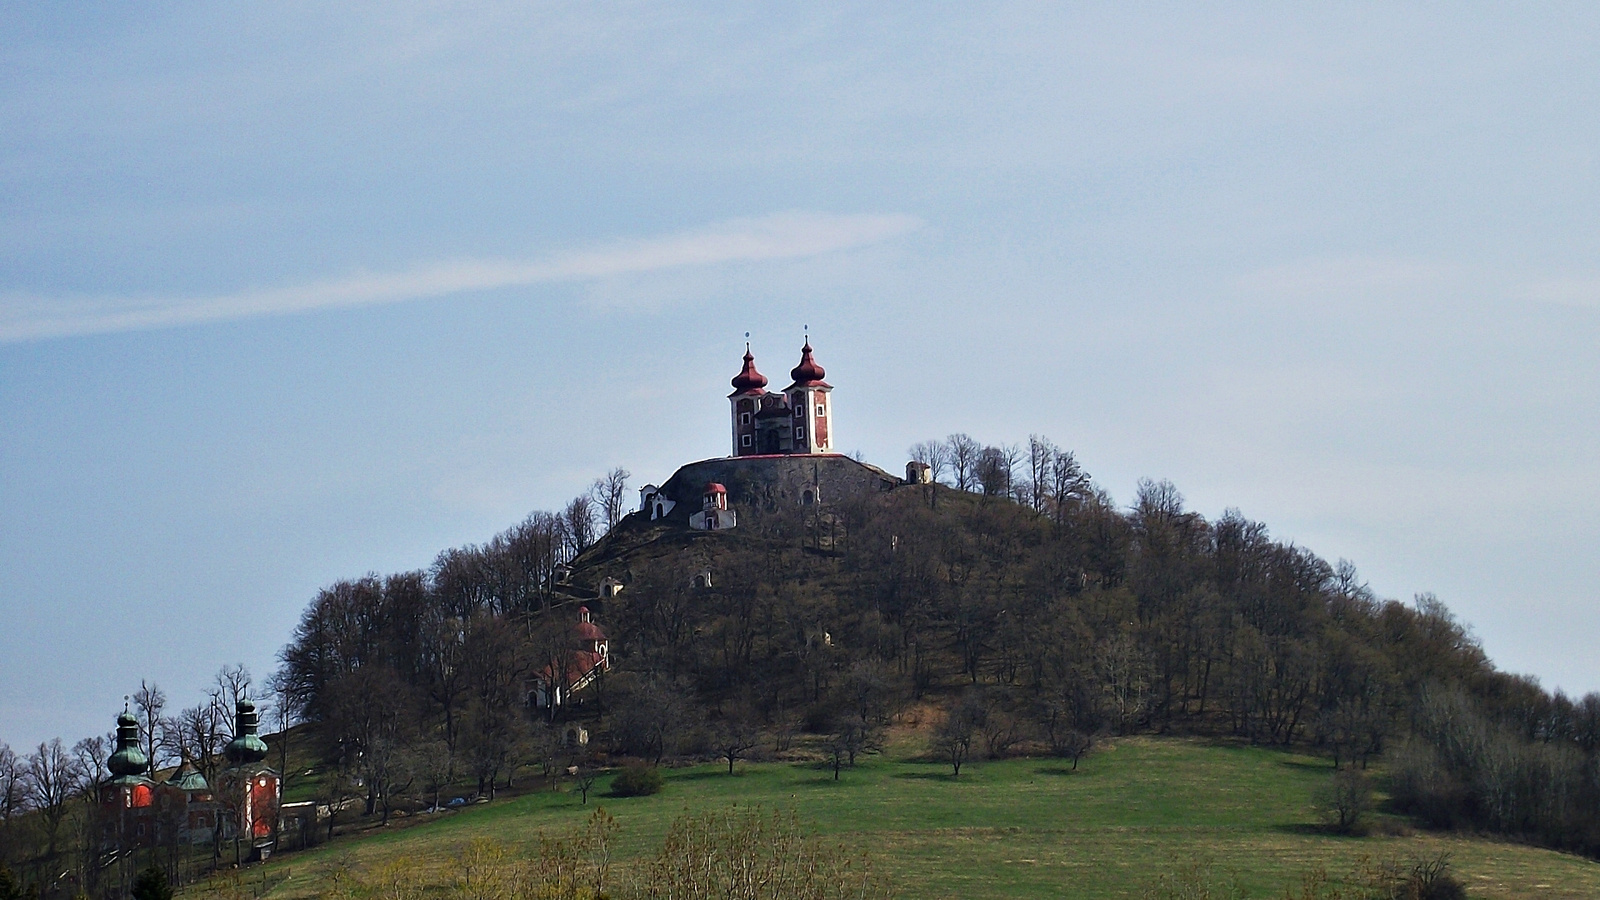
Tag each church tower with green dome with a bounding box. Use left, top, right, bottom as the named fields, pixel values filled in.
left=107, top=710, right=150, bottom=782
left=98, top=708, right=158, bottom=856
left=224, top=699, right=280, bottom=854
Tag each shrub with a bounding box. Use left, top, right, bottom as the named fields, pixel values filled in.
left=1316, top=766, right=1374, bottom=835
left=131, top=867, right=173, bottom=900
left=642, top=806, right=891, bottom=899
left=1387, top=854, right=1466, bottom=900
left=610, top=764, right=664, bottom=797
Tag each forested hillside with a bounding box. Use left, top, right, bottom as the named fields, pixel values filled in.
left=275, top=435, right=1600, bottom=859
left=7, top=437, right=1598, bottom=899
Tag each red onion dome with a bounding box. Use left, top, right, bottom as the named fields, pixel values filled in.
left=730, top=347, right=768, bottom=393
left=789, top=341, right=826, bottom=385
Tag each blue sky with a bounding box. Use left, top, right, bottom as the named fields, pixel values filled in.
left=3, top=4, right=1599, bottom=750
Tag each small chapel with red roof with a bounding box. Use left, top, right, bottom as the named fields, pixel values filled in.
left=533, top=606, right=611, bottom=711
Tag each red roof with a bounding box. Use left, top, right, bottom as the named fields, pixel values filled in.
left=705, top=482, right=727, bottom=494
left=730, top=347, right=768, bottom=393
left=788, top=341, right=829, bottom=387
left=539, top=650, right=606, bottom=689
left=576, top=606, right=606, bottom=640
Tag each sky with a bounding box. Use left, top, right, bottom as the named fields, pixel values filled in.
left=3, top=3, right=1599, bottom=751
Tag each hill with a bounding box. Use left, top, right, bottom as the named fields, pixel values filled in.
left=272, top=450, right=1600, bottom=869
left=14, top=445, right=1598, bottom=899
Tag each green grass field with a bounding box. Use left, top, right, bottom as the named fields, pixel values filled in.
left=214, top=737, right=1600, bottom=899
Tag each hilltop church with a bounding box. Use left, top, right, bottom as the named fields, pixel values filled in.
left=727, top=339, right=835, bottom=456
left=636, top=339, right=906, bottom=533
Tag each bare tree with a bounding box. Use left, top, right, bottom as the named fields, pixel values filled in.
left=908, top=440, right=948, bottom=485
left=712, top=706, right=760, bottom=775
left=418, top=609, right=471, bottom=762
left=944, top=433, right=981, bottom=492
left=1000, top=443, right=1025, bottom=500
left=569, top=754, right=599, bottom=805
left=1049, top=450, right=1089, bottom=524
left=591, top=467, right=631, bottom=532
left=562, top=495, right=597, bottom=559
left=825, top=719, right=884, bottom=780
left=314, top=764, right=359, bottom=842
left=27, top=738, right=83, bottom=859
left=264, top=669, right=304, bottom=803
left=133, top=680, right=166, bottom=777
left=368, top=737, right=416, bottom=825
left=980, top=709, right=1027, bottom=759
left=216, top=664, right=252, bottom=709
left=73, top=735, right=109, bottom=795
left=1317, top=766, right=1374, bottom=834
left=462, top=612, right=531, bottom=797
left=932, top=693, right=985, bottom=776
left=412, top=739, right=453, bottom=811
left=976, top=445, right=1019, bottom=497
left=0, top=742, right=27, bottom=853
left=1026, top=435, right=1058, bottom=511
left=609, top=678, right=695, bottom=765
left=1097, top=633, right=1149, bottom=733
left=174, top=694, right=229, bottom=788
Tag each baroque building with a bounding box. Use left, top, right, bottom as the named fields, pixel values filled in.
left=97, top=699, right=278, bottom=857
left=728, top=339, right=834, bottom=456
left=533, top=606, right=611, bottom=710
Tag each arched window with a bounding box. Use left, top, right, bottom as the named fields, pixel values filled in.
left=801, top=490, right=814, bottom=505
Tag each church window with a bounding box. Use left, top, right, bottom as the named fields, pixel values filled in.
left=740, top=412, right=751, bottom=426
left=741, top=434, right=752, bottom=447
left=816, top=404, right=825, bottom=416
left=795, top=426, right=805, bottom=440
left=802, top=490, right=814, bottom=505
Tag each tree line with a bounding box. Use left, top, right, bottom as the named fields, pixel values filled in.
left=268, top=434, right=1600, bottom=859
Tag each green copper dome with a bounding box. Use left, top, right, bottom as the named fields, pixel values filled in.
left=224, top=699, right=269, bottom=765
left=165, top=762, right=210, bottom=792
left=107, top=710, right=149, bottom=778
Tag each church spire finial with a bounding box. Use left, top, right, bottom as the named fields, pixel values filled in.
left=731, top=339, right=767, bottom=393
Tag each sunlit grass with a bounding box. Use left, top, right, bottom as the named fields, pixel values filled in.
left=208, top=737, right=1600, bottom=899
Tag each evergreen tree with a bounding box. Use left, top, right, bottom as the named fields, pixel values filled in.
left=131, top=867, right=173, bottom=900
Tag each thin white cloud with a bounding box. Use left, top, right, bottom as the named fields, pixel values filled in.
left=0, top=211, right=922, bottom=342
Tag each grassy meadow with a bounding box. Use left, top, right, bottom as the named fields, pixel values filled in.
left=202, top=736, right=1600, bottom=899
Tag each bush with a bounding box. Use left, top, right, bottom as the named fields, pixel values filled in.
left=131, top=867, right=173, bottom=900
left=642, top=806, right=890, bottom=899
left=610, top=764, right=664, bottom=797
left=1388, top=855, right=1466, bottom=900
left=1316, top=766, right=1373, bottom=835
